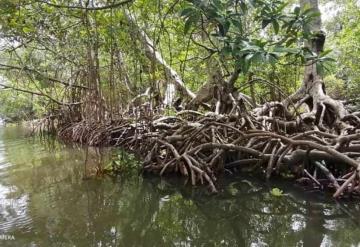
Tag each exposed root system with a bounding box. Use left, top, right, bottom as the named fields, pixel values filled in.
left=57, top=106, right=360, bottom=199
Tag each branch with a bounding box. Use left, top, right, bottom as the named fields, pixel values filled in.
left=0, top=63, right=89, bottom=90
left=124, top=9, right=196, bottom=99
left=36, top=0, right=133, bottom=10
left=0, top=83, right=81, bottom=106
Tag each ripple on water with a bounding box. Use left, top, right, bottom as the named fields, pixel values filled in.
left=0, top=183, right=32, bottom=232
left=0, top=134, right=34, bottom=233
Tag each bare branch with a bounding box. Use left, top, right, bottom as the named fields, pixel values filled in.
left=0, top=83, right=81, bottom=106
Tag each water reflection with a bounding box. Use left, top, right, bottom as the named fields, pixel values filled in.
left=0, top=126, right=359, bottom=246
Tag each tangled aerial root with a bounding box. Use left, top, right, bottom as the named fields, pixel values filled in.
left=56, top=108, right=360, bottom=199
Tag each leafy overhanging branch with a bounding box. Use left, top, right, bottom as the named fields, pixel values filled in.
left=35, top=0, right=133, bottom=11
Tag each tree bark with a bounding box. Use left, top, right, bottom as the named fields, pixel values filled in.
left=282, top=0, right=347, bottom=129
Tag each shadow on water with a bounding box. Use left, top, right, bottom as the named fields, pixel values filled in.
left=0, top=126, right=359, bottom=247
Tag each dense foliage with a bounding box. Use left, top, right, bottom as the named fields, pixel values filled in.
left=0, top=0, right=356, bottom=121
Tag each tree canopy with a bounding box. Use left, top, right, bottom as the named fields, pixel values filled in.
left=0, top=0, right=351, bottom=121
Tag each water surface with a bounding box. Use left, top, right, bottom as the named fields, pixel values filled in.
left=0, top=126, right=359, bottom=247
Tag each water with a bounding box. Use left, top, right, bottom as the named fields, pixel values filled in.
left=0, top=126, right=359, bottom=247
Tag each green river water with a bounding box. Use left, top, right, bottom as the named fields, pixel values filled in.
left=0, top=126, right=359, bottom=247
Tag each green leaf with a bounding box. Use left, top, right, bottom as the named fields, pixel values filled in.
left=270, top=188, right=283, bottom=197
left=212, top=0, right=222, bottom=9
left=285, top=37, right=296, bottom=46
left=252, top=52, right=263, bottom=64
left=294, top=6, right=301, bottom=15
left=266, top=53, right=278, bottom=64
left=184, top=14, right=199, bottom=34
left=262, top=19, right=271, bottom=29
left=320, top=49, right=333, bottom=57
left=218, top=20, right=230, bottom=36
left=22, top=26, right=32, bottom=33
left=316, top=62, right=324, bottom=76
left=180, top=7, right=195, bottom=17
left=237, top=57, right=250, bottom=74
left=245, top=53, right=255, bottom=62
left=273, top=20, right=279, bottom=34
left=239, top=1, right=247, bottom=12
left=278, top=2, right=288, bottom=12
left=221, top=45, right=233, bottom=56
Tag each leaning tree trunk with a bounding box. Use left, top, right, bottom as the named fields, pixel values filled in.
left=124, top=10, right=196, bottom=101
left=282, top=0, right=348, bottom=132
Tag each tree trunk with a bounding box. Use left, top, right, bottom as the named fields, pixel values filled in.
left=124, top=10, right=196, bottom=101
left=282, top=0, right=347, bottom=131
